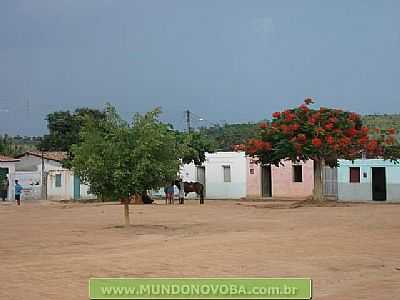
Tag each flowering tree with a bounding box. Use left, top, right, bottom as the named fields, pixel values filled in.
left=245, top=98, right=400, bottom=201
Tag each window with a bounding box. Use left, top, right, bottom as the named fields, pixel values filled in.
left=55, top=174, right=62, bottom=187
left=349, top=167, right=360, bottom=183
left=293, top=165, right=303, bottom=182
left=223, top=165, right=231, bottom=182
left=250, top=168, right=254, bottom=175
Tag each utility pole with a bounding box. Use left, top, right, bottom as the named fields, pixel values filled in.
left=185, top=110, right=191, bottom=133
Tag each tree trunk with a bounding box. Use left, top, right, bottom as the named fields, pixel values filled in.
left=313, top=159, right=324, bottom=201
left=124, top=199, right=130, bottom=226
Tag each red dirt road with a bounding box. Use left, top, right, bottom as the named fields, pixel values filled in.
left=0, top=200, right=399, bottom=299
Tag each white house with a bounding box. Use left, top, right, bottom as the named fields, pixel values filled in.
left=180, top=151, right=247, bottom=199
left=0, top=155, right=20, bottom=201
left=15, top=151, right=94, bottom=201
left=337, top=159, right=400, bottom=202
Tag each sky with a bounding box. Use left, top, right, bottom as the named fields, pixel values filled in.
left=1, top=0, right=400, bottom=135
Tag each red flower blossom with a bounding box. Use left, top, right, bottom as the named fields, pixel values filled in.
left=361, top=127, right=369, bottom=134
left=272, top=112, right=281, bottom=119
left=375, top=128, right=381, bottom=134
left=259, top=122, right=268, bottom=129
left=232, top=144, right=246, bottom=151
left=316, top=127, right=325, bottom=135
left=290, top=123, right=300, bottom=131
left=284, top=113, right=295, bottom=122
left=366, top=139, right=378, bottom=152
left=324, top=123, right=334, bottom=130
left=280, top=124, right=290, bottom=134
left=247, top=139, right=272, bottom=154
left=346, top=128, right=358, bottom=137
left=339, top=137, right=351, bottom=147
left=326, top=135, right=335, bottom=145
left=299, top=104, right=309, bottom=112
left=359, top=136, right=369, bottom=145
left=308, top=117, right=316, bottom=125
left=312, top=138, right=322, bottom=148
left=387, top=128, right=396, bottom=135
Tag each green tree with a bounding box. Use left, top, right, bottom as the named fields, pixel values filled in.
left=39, top=108, right=106, bottom=152
left=71, top=105, right=182, bottom=226
left=200, top=123, right=259, bottom=151
left=176, top=131, right=215, bottom=165
left=245, top=98, right=400, bottom=201
left=0, top=134, right=23, bottom=156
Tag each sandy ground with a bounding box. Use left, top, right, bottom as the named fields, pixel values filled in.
left=0, top=199, right=399, bottom=300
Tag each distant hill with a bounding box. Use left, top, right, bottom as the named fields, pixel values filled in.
left=362, top=114, right=400, bottom=131
left=200, top=114, right=400, bottom=151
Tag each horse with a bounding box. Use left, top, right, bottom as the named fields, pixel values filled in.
left=175, top=180, right=204, bottom=204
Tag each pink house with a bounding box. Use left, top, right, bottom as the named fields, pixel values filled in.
left=247, top=157, right=314, bottom=199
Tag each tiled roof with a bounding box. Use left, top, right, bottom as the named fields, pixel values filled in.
left=16, top=151, right=67, bottom=162
left=0, top=155, right=20, bottom=162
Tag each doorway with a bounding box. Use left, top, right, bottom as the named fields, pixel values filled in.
left=372, top=167, right=386, bottom=201
left=73, top=175, right=81, bottom=200
left=0, top=168, right=9, bottom=200
left=261, top=165, right=272, bottom=197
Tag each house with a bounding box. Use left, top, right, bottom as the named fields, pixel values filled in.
left=15, top=151, right=94, bottom=201
left=337, top=159, right=400, bottom=202
left=0, top=155, right=20, bottom=200
left=180, top=151, right=247, bottom=199
left=247, top=158, right=314, bottom=199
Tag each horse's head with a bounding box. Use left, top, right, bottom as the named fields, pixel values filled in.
left=174, top=179, right=182, bottom=188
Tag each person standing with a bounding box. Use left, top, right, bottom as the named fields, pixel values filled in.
left=1, top=175, right=9, bottom=201
left=179, top=180, right=185, bottom=204
left=15, top=180, right=23, bottom=206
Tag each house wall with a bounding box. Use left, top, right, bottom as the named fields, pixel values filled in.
left=47, top=170, right=95, bottom=201
left=178, top=152, right=247, bottom=199
left=14, top=171, right=41, bottom=200
left=338, top=159, right=400, bottom=201
left=272, top=160, right=314, bottom=198
left=246, top=157, right=261, bottom=197
left=204, top=152, right=247, bottom=199
left=15, top=155, right=66, bottom=200
left=246, top=159, right=314, bottom=199
left=0, top=162, right=17, bottom=201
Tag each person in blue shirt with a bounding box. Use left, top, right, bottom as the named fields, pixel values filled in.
left=15, top=180, right=23, bottom=206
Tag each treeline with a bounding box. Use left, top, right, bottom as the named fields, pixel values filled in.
left=0, top=135, right=39, bottom=156
left=362, top=114, right=400, bottom=132
left=1, top=111, right=400, bottom=157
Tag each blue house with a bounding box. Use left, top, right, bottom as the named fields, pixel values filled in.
left=337, top=159, right=400, bottom=201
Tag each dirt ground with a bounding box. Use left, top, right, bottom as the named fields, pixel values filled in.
left=1, top=199, right=399, bottom=300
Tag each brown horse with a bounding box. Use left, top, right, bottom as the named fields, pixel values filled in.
left=175, top=180, right=204, bottom=204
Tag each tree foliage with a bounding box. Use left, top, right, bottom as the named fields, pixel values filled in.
left=177, top=131, right=215, bottom=165
left=0, top=135, right=24, bottom=156
left=245, top=98, right=399, bottom=167
left=71, top=105, right=182, bottom=201
left=199, top=123, right=259, bottom=151
left=244, top=98, right=400, bottom=200
left=39, top=108, right=106, bottom=152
